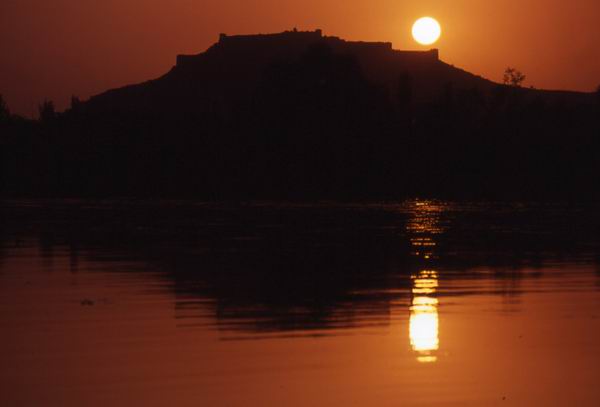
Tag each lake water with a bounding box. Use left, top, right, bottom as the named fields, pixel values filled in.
left=1, top=200, right=599, bottom=406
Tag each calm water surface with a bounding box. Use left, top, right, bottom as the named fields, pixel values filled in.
left=1, top=200, right=600, bottom=406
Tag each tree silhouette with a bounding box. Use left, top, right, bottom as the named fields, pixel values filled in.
left=503, top=67, right=526, bottom=87
left=71, top=96, right=82, bottom=109
left=0, top=94, right=10, bottom=122
left=38, top=99, right=56, bottom=122
left=70, top=95, right=83, bottom=115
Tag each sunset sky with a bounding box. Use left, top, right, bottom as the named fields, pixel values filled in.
left=2, top=0, right=599, bottom=116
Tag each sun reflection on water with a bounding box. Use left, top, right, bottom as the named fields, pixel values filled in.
left=406, top=200, right=444, bottom=261
left=407, top=201, right=443, bottom=363
left=410, top=270, right=440, bottom=363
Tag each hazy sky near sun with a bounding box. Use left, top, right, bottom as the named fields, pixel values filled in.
left=1, top=0, right=599, bottom=116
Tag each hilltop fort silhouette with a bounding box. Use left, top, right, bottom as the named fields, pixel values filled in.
left=177, top=29, right=439, bottom=67
left=1, top=29, right=598, bottom=200
left=84, top=28, right=590, bottom=116
left=80, top=28, right=594, bottom=117
left=84, top=29, right=495, bottom=115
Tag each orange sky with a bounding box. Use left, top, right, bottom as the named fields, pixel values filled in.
left=1, top=0, right=599, bottom=116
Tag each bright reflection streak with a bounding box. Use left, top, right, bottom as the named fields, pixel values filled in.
left=409, top=270, right=439, bottom=363
left=406, top=201, right=443, bottom=363
left=406, top=200, right=444, bottom=260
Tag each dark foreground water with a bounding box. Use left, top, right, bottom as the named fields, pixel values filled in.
left=1, top=200, right=600, bottom=406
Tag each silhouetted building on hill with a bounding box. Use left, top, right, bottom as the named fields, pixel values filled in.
left=176, top=29, right=439, bottom=68
left=218, top=29, right=324, bottom=46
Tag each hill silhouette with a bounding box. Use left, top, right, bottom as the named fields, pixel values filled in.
left=86, top=30, right=482, bottom=114
left=84, top=29, right=591, bottom=115
left=1, top=30, right=599, bottom=200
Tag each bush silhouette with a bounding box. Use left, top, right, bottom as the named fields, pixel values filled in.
left=503, top=67, right=526, bottom=87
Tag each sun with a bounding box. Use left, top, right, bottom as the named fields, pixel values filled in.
left=412, top=17, right=441, bottom=46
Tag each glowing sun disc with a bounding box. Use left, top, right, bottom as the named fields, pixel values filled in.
left=412, top=17, right=441, bottom=46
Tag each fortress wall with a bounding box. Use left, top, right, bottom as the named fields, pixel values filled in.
left=176, top=31, right=438, bottom=68
left=394, top=49, right=439, bottom=62
left=218, top=30, right=323, bottom=45
left=327, top=39, right=393, bottom=53
left=176, top=30, right=324, bottom=67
